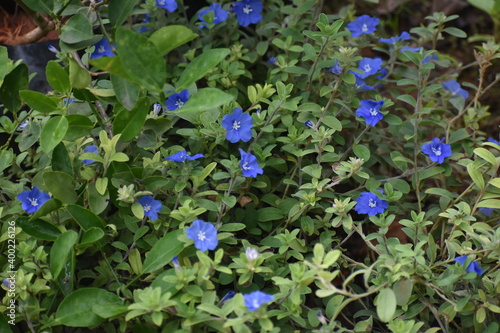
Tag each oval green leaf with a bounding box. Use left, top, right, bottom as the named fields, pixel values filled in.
left=41, top=116, right=69, bottom=153
left=142, top=229, right=184, bottom=274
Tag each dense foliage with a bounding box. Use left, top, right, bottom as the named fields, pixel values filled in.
left=1, top=0, right=500, bottom=332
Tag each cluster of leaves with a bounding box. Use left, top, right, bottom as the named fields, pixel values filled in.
left=0, top=0, right=500, bottom=332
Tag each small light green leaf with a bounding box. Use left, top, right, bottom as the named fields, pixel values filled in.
left=142, top=229, right=184, bottom=274
left=376, top=288, right=396, bottom=322
left=129, top=248, right=142, bottom=275
left=77, top=227, right=105, bottom=248
left=176, top=49, right=230, bottom=90
left=96, top=178, right=108, bottom=196
left=149, top=25, right=198, bottom=55
left=474, top=147, right=498, bottom=165
left=478, top=199, right=500, bottom=209
left=393, top=279, right=413, bottom=306
left=41, top=116, right=69, bottom=153
left=69, top=59, right=91, bottom=89
left=50, top=230, right=78, bottom=278
left=353, top=144, right=370, bottom=161
left=444, top=27, right=467, bottom=38
left=90, top=56, right=133, bottom=81
left=173, top=88, right=234, bottom=123
left=467, top=162, right=485, bottom=190
left=131, top=202, right=144, bottom=220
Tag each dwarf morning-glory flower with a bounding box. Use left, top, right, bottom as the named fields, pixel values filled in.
left=400, top=46, right=422, bottom=53
left=442, top=80, right=469, bottom=99
left=245, top=247, right=259, bottom=261
left=267, top=57, right=277, bottom=64
left=222, top=108, right=253, bottom=143
left=166, top=90, right=189, bottom=111
left=347, top=15, right=380, bottom=38
left=330, top=59, right=343, bottom=75
left=82, top=144, right=99, bottom=165
left=454, top=255, right=483, bottom=275
left=199, top=3, right=228, bottom=28
left=17, top=186, right=50, bottom=214
left=233, top=0, right=263, bottom=27
left=488, top=137, right=500, bottom=145
left=379, top=31, right=411, bottom=44
left=355, top=57, right=383, bottom=79
left=305, top=120, right=315, bottom=128
left=354, top=191, right=388, bottom=216
left=220, top=291, right=236, bottom=304
left=47, top=44, right=59, bottom=53
left=355, top=100, right=385, bottom=126
left=136, top=195, right=162, bottom=221
left=243, top=291, right=274, bottom=312
left=90, top=38, right=114, bottom=59
left=354, top=76, right=375, bottom=91
left=172, top=256, right=180, bottom=270
left=479, top=207, right=494, bottom=217
left=239, top=148, right=263, bottom=178
left=153, top=103, right=163, bottom=115
left=19, top=120, right=28, bottom=130
left=186, top=219, right=218, bottom=251
left=421, top=138, right=452, bottom=164
left=156, top=0, right=177, bottom=12
left=135, top=14, right=151, bottom=33
left=165, top=150, right=204, bottom=162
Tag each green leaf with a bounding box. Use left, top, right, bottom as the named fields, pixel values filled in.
left=176, top=49, right=230, bottom=90
left=110, top=75, right=140, bottom=110
left=90, top=56, right=133, bottom=81
left=397, top=94, right=416, bottom=108
left=91, top=304, right=128, bottom=319
left=376, top=288, right=396, bottom=322
left=56, top=288, right=121, bottom=327
left=449, top=128, right=470, bottom=144
left=474, top=147, right=498, bottom=165
left=112, top=97, right=149, bottom=141
left=69, top=59, right=91, bottom=89
left=66, top=204, right=106, bottom=230
left=0, top=149, right=14, bottom=173
left=131, top=202, right=144, bottom=220
left=50, top=230, right=78, bottom=278
left=108, top=0, right=137, bottom=29
left=173, top=88, right=234, bottom=123
left=478, top=199, right=500, bottom=209
left=444, top=27, right=467, bottom=38
left=60, top=13, right=94, bottom=44
left=52, top=142, right=73, bottom=176
left=142, top=229, right=184, bottom=274
left=353, top=144, right=370, bottom=161
left=322, top=116, right=342, bottom=131
left=0, top=46, right=14, bottom=87
left=425, top=187, right=454, bottom=199
left=17, top=217, right=61, bottom=241
left=19, top=121, right=41, bottom=151
left=43, top=171, right=78, bottom=204
left=116, top=28, right=166, bottom=92
left=393, top=279, right=413, bottom=306
left=41, top=116, right=69, bottom=153
left=77, top=227, right=105, bottom=248
left=467, top=162, right=485, bottom=190
left=64, top=115, right=94, bottom=141
left=30, top=199, right=62, bottom=220
left=19, top=90, right=59, bottom=113
left=257, top=207, right=285, bottom=222
left=0, top=63, right=29, bottom=113
left=21, top=0, right=54, bottom=14
left=87, top=181, right=109, bottom=215
left=489, top=178, right=500, bottom=189
left=46, top=60, right=70, bottom=93
left=149, top=25, right=198, bottom=55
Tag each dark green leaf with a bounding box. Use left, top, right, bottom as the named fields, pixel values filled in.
left=0, top=149, right=14, bottom=173
left=66, top=204, right=105, bottom=230
left=142, top=229, right=184, bottom=274
left=173, top=88, right=234, bottom=123
left=257, top=207, right=285, bottom=222
left=149, top=25, right=198, bottom=55
left=60, top=13, right=94, bottom=44
left=113, top=97, right=149, bottom=141
left=109, top=0, right=138, bottom=28
left=19, top=90, right=59, bottom=113
left=30, top=199, right=62, bottom=220
left=40, top=116, right=69, bottom=153
left=21, top=0, right=54, bottom=14
left=0, top=63, right=29, bottom=113
left=17, top=217, right=61, bottom=241
left=64, top=115, right=94, bottom=141
left=69, top=59, right=91, bottom=89
left=43, top=171, right=78, bottom=204
left=111, top=75, right=140, bottom=110
left=50, top=230, right=78, bottom=278
left=18, top=121, right=41, bottom=151
left=176, top=49, right=230, bottom=90
left=0, top=46, right=14, bottom=87
left=77, top=227, right=105, bottom=247
left=89, top=56, right=133, bottom=81
left=52, top=142, right=73, bottom=176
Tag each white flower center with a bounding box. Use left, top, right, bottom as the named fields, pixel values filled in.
left=175, top=99, right=184, bottom=108
left=369, top=108, right=378, bottom=116
left=362, top=24, right=368, bottom=33
left=98, top=46, right=106, bottom=53
left=432, top=147, right=442, bottom=156
left=363, top=64, right=371, bottom=73
left=158, top=0, right=166, bottom=4
left=243, top=5, right=253, bottom=14
left=232, top=121, right=241, bottom=130
left=242, top=162, right=252, bottom=170
left=198, top=231, right=207, bottom=241
left=368, top=198, right=377, bottom=208
left=28, top=198, right=38, bottom=206
left=252, top=299, right=259, bottom=309
left=143, top=205, right=151, bottom=212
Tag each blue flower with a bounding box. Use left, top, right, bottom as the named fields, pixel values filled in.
left=153, top=103, right=163, bottom=115
left=330, top=59, right=343, bottom=75
left=304, top=120, right=315, bottom=128
left=442, top=80, right=469, bottom=99
left=47, top=44, right=59, bottom=53
left=243, top=291, right=274, bottom=312
left=165, top=150, right=204, bottom=162
left=423, top=53, right=438, bottom=63
left=454, top=255, right=483, bottom=275
left=220, top=291, right=236, bottom=304
left=82, top=144, right=99, bottom=165
left=355, top=57, right=383, bottom=79
left=354, top=76, right=375, bottom=91
left=166, top=90, right=189, bottom=111
left=379, top=31, right=411, bottom=44
left=377, top=68, right=388, bottom=80
left=222, top=108, right=253, bottom=143
left=199, top=4, right=229, bottom=28
left=239, top=149, right=263, bottom=178
left=233, top=0, right=262, bottom=27
left=421, top=138, right=452, bottom=164
left=90, top=38, right=114, bottom=59
left=400, top=46, right=422, bottom=53
left=136, top=195, right=162, bottom=221
left=19, top=120, right=28, bottom=130
left=479, top=207, right=494, bottom=217
left=355, top=100, right=385, bottom=126
left=488, top=137, right=500, bottom=145
left=347, top=15, right=380, bottom=38
left=136, top=14, right=151, bottom=33
left=186, top=220, right=218, bottom=251
left=172, top=256, right=180, bottom=270
left=267, top=57, right=277, bottom=64
left=354, top=191, right=388, bottom=216
left=156, top=0, right=177, bottom=12
left=17, top=186, right=50, bottom=214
